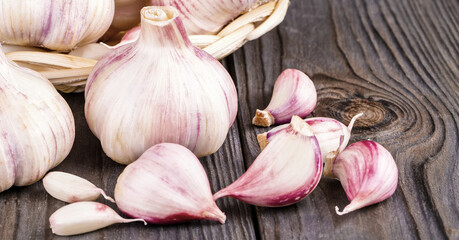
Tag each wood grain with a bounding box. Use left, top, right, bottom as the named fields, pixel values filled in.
left=1, top=0, right=458, bottom=239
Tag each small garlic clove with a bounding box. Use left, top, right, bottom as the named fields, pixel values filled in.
left=214, top=116, right=322, bottom=207
left=333, top=141, right=398, bottom=215
left=43, top=171, right=115, bottom=203
left=252, top=69, right=317, bottom=127
left=49, top=201, right=146, bottom=236
left=115, top=143, right=226, bottom=224
left=257, top=113, right=363, bottom=178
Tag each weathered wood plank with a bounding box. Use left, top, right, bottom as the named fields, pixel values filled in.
left=232, top=0, right=458, bottom=239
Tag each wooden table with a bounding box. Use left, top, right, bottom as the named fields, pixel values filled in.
left=1, top=0, right=458, bottom=239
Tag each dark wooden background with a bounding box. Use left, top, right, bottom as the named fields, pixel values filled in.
left=1, top=0, right=458, bottom=239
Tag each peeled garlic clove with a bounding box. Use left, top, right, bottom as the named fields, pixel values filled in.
left=85, top=6, right=238, bottom=164
left=150, top=0, right=263, bottom=34
left=333, top=141, right=398, bottom=215
left=49, top=202, right=146, bottom=236
left=0, top=1, right=114, bottom=51
left=257, top=113, right=363, bottom=178
left=115, top=143, right=226, bottom=224
left=0, top=45, right=75, bottom=193
left=252, top=69, right=317, bottom=127
left=214, top=116, right=322, bottom=207
left=43, top=171, right=115, bottom=203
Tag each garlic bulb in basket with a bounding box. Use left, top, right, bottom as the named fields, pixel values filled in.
left=150, top=0, right=262, bottom=34
left=85, top=6, right=238, bottom=164
left=0, top=45, right=75, bottom=193
left=0, top=0, right=115, bottom=51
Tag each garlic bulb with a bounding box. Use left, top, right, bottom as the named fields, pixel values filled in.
left=115, top=143, right=226, bottom=224
left=50, top=202, right=146, bottom=236
left=333, top=141, right=398, bottom=215
left=43, top=171, right=115, bottom=203
left=252, top=69, right=317, bottom=127
left=85, top=6, right=238, bottom=164
left=0, top=0, right=115, bottom=51
left=214, top=116, right=322, bottom=207
left=150, top=0, right=262, bottom=34
left=0, top=45, right=75, bottom=193
left=257, top=113, right=363, bottom=177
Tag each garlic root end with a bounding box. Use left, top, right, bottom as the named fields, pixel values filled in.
left=256, top=133, right=269, bottom=150
left=252, top=109, right=274, bottom=127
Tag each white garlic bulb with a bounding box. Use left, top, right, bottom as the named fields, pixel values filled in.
left=0, top=45, right=75, bottom=193
left=150, top=0, right=262, bottom=34
left=0, top=0, right=115, bottom=51
left=85, top=6, right=238, bottom=164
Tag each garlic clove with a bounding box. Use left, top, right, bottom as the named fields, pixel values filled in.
left=214, top=116, right=322, bottom=207
left=0, top=1, right=114, bottom=51
left=333, top=141, right=398, bottom=215
left=85, top=6, right=238, bottom=164
left=252, top=69, right=317, bottom=127
left=49, top=201, right=146, bottom=236
left=150, top=0, right=263, bottom=34
left=0, top=44, right=75, bottom=192
left=115, top=143, right=226, bottom=224
left=257, top=113, right=363, bottom=178
left=43, top=171, right=115, bottom=203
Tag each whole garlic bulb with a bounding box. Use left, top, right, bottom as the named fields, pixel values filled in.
left=85, top=6, right=238, bottom=164
left=0, top=0, right=115, bottom=51
left=150, top=0, right=262, bottom=34
left=0, top=45, right=75, bottom=192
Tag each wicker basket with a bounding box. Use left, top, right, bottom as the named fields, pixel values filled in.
left=5, top=0, right=289, bottom=93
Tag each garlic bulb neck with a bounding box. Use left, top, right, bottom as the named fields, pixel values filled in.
left=139, top=7, right=192, bottom=49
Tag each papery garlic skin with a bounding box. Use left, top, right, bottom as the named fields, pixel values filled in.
left=43, top=171, right=115, bottom=203
left=49, top=202, right=146, bottom=236
left=115, top=143, right=226, bottom=224
left=253, top=69, right=317, bottom=127
left=0, top=45, right=75, bottom=192
left=0, top=0, right=114, bottom=51
left=333, top=141, right=398, bottom=215
left=214, top=116, right=322, bottom=207
left=150, top=0, right=262, bottom=34
left=257, top=113, right=363, bottom=178
left=85, top=6, right=238, bottom=164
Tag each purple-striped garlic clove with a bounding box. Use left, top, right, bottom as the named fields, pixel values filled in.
left=214, top=116, right=322, bottom=207
left=252, top=69, right=317, bottom=127
left=43, top=171, right=115, bottom=203
left=85, top=6, right=238, bottom=164
left=0, top=0, right=114, bottom=51
left=333, top=141, right=398, bottom=215
left=49, top=202, right=146, bottom=236
left=115, top=143, right=226, bottom=224
left=257, top=113, right=363, bottom=178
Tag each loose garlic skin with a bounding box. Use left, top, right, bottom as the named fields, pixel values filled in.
left=257, top=113, right=363, bottom=177
left=43, top=172, right=115, bottom=203
left=115, top=143, right=226, bottom=224
left=49, top=202, right=146, bottom=236
left=214, top=116, right=322, bottom=207
left=0, top=0, right=114, bottom=51
left=85, top=6, right=238, bottom=164
left=0, top=45, right=75, bottom=193
left=150, top=0, right=262, bottom=34
left=253, top=69, right=317, bottom=127
left=333, top=141, right=398, bottom=215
